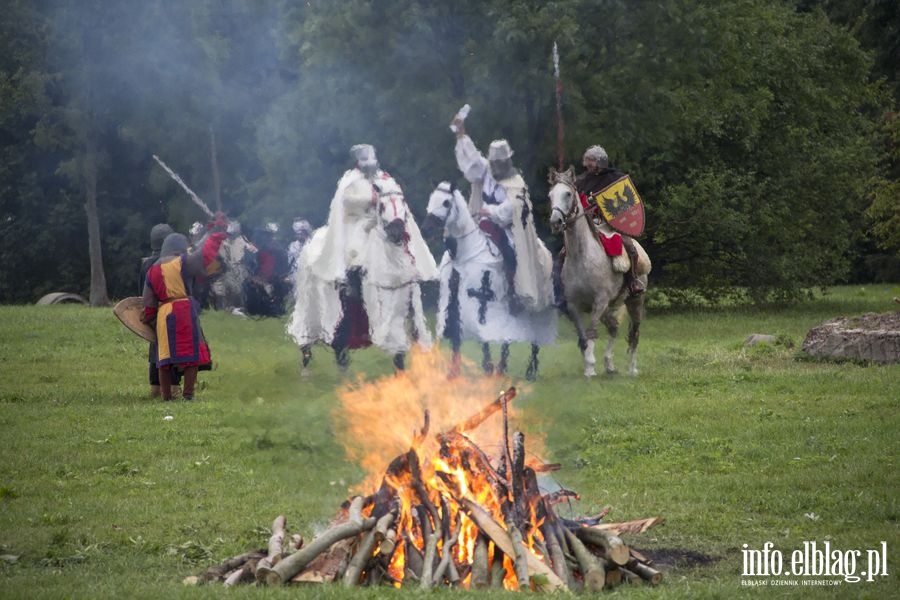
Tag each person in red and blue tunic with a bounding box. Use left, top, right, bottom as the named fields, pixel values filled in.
left=139, top=223, right=181, bottom=398
left=141, top=215, right=227, bottom=401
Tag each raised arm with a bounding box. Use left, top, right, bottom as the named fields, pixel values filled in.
left=183, top=231, right=228, bottom=278
left=454, top=133, right=489, bottom=184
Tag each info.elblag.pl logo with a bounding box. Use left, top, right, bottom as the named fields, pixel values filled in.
left=741, top=541, right=889, bottom=587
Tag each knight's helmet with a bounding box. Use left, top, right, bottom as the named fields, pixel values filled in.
left=488, top=139, right=515, bottom=180
left=350, top=144, right=378, bottom=176
left=583, top=145, right=609, bottom=168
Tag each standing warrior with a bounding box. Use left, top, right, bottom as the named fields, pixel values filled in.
left=575, top=145, right=645, bottom=296
left=451, top=116, right=554, bottom=314
left=142, top=215, right=227, bottom=401
left=139, top=223, right=180, bottom=397
left=211, top=220, right=256, bottom=315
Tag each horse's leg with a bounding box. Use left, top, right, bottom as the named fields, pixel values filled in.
left=497, top=342, right=510, bottom=375
left=393, top=352, right=405, bottom=373
left=481, top=342, right=494, bottom=375
left=447, top=268, right=462, bottom=379
left=525, top=343, right=539, bottom=381
left=625, top=290, right=646, bottom=376
left=564, top=304, right=595, bottom=377
left=332, top=343, right=349, bottom=374
left=598, top=303, right=620, bottom=375
left=300, top=344, right=313, bottom=378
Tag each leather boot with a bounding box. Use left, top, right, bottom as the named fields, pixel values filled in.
left=622, top=238, right=645, bottom=296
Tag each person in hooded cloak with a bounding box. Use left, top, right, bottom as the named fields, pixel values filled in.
left=142, top=216, right=227, bottom=401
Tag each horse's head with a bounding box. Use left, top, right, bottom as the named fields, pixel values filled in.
left=422, top=181, right=464, bottom=239
left=376, top=191, right=410, bottom=246
left=547, top=166, right=578, bottom=233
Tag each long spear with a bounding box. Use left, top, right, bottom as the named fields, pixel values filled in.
left=151, top=154, right=215, bottom=218
left=553, top=41, right=565, bottom=171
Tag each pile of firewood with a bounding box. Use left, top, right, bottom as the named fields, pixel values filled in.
left=190, top=387, right=665, bottom=592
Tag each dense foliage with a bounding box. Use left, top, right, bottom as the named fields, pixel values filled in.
left=0, top=0, right=896, bottom=304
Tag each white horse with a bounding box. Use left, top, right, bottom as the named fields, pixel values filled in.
left=288, top=190, right=433, bottom=374
left=423, top=182, right=556, bottom=380
left=548, top=167, right=649, bottom=377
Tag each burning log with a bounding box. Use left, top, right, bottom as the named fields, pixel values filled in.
left=489, top=549, right=506, bottom=589
left=343, top=511, right=395, bottom=586
left=471, top=533, right=490, bottom=588
left=444, top=386, right=516, bottom=435
left=402, top=535, right=424, bottom=583
left=460, top=498, right=566, bottom=592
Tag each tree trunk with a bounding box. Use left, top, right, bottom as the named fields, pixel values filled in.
left=83, top=136, right=109, bottom=307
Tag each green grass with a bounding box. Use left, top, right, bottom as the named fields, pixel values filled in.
left=0, top=285, right=898, bottom=599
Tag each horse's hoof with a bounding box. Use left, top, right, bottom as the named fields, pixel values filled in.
left=584, top=368, right=597, bottom=378
left=629, top=368, right=639, bottom=377
left=605, top=368, right=618, bottom=376
left=525, top=368, right=537, bottom=382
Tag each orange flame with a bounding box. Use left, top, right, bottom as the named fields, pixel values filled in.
left=334, top=348, right=550, bottom=589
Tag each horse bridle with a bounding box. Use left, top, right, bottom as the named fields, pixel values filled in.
left=435, top=182, right=478, bottom=238
left=550, top=179, right=584, bottom=232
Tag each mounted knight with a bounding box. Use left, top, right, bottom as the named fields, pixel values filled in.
left=452, top=116, right=555, bottom=314
left=570, top=145, right=646, bottom=296
left=287, top=144, right=437, bottom=373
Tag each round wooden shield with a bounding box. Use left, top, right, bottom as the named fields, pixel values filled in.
left=113, top=297, right=156, bottom=342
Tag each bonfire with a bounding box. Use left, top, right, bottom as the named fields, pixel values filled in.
left=192, top=350, right=664, bottom=591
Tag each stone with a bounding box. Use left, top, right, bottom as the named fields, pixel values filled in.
left=802, top=312, right=900, bottom=364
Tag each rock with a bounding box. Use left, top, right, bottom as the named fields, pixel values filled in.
left=802, top=312, right=900, bottom=364
left=745, top=334, right=778, bottom=346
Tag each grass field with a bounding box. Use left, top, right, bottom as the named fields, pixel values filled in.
left=1, top=285, right=898, bottom=599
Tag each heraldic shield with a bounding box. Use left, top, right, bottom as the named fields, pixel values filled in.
left=589, top=174, right=645, bottom=237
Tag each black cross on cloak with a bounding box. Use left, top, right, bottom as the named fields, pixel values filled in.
left=467, top=270, right=495, bottom=325
left=518, top=188, right=532, bottom=229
